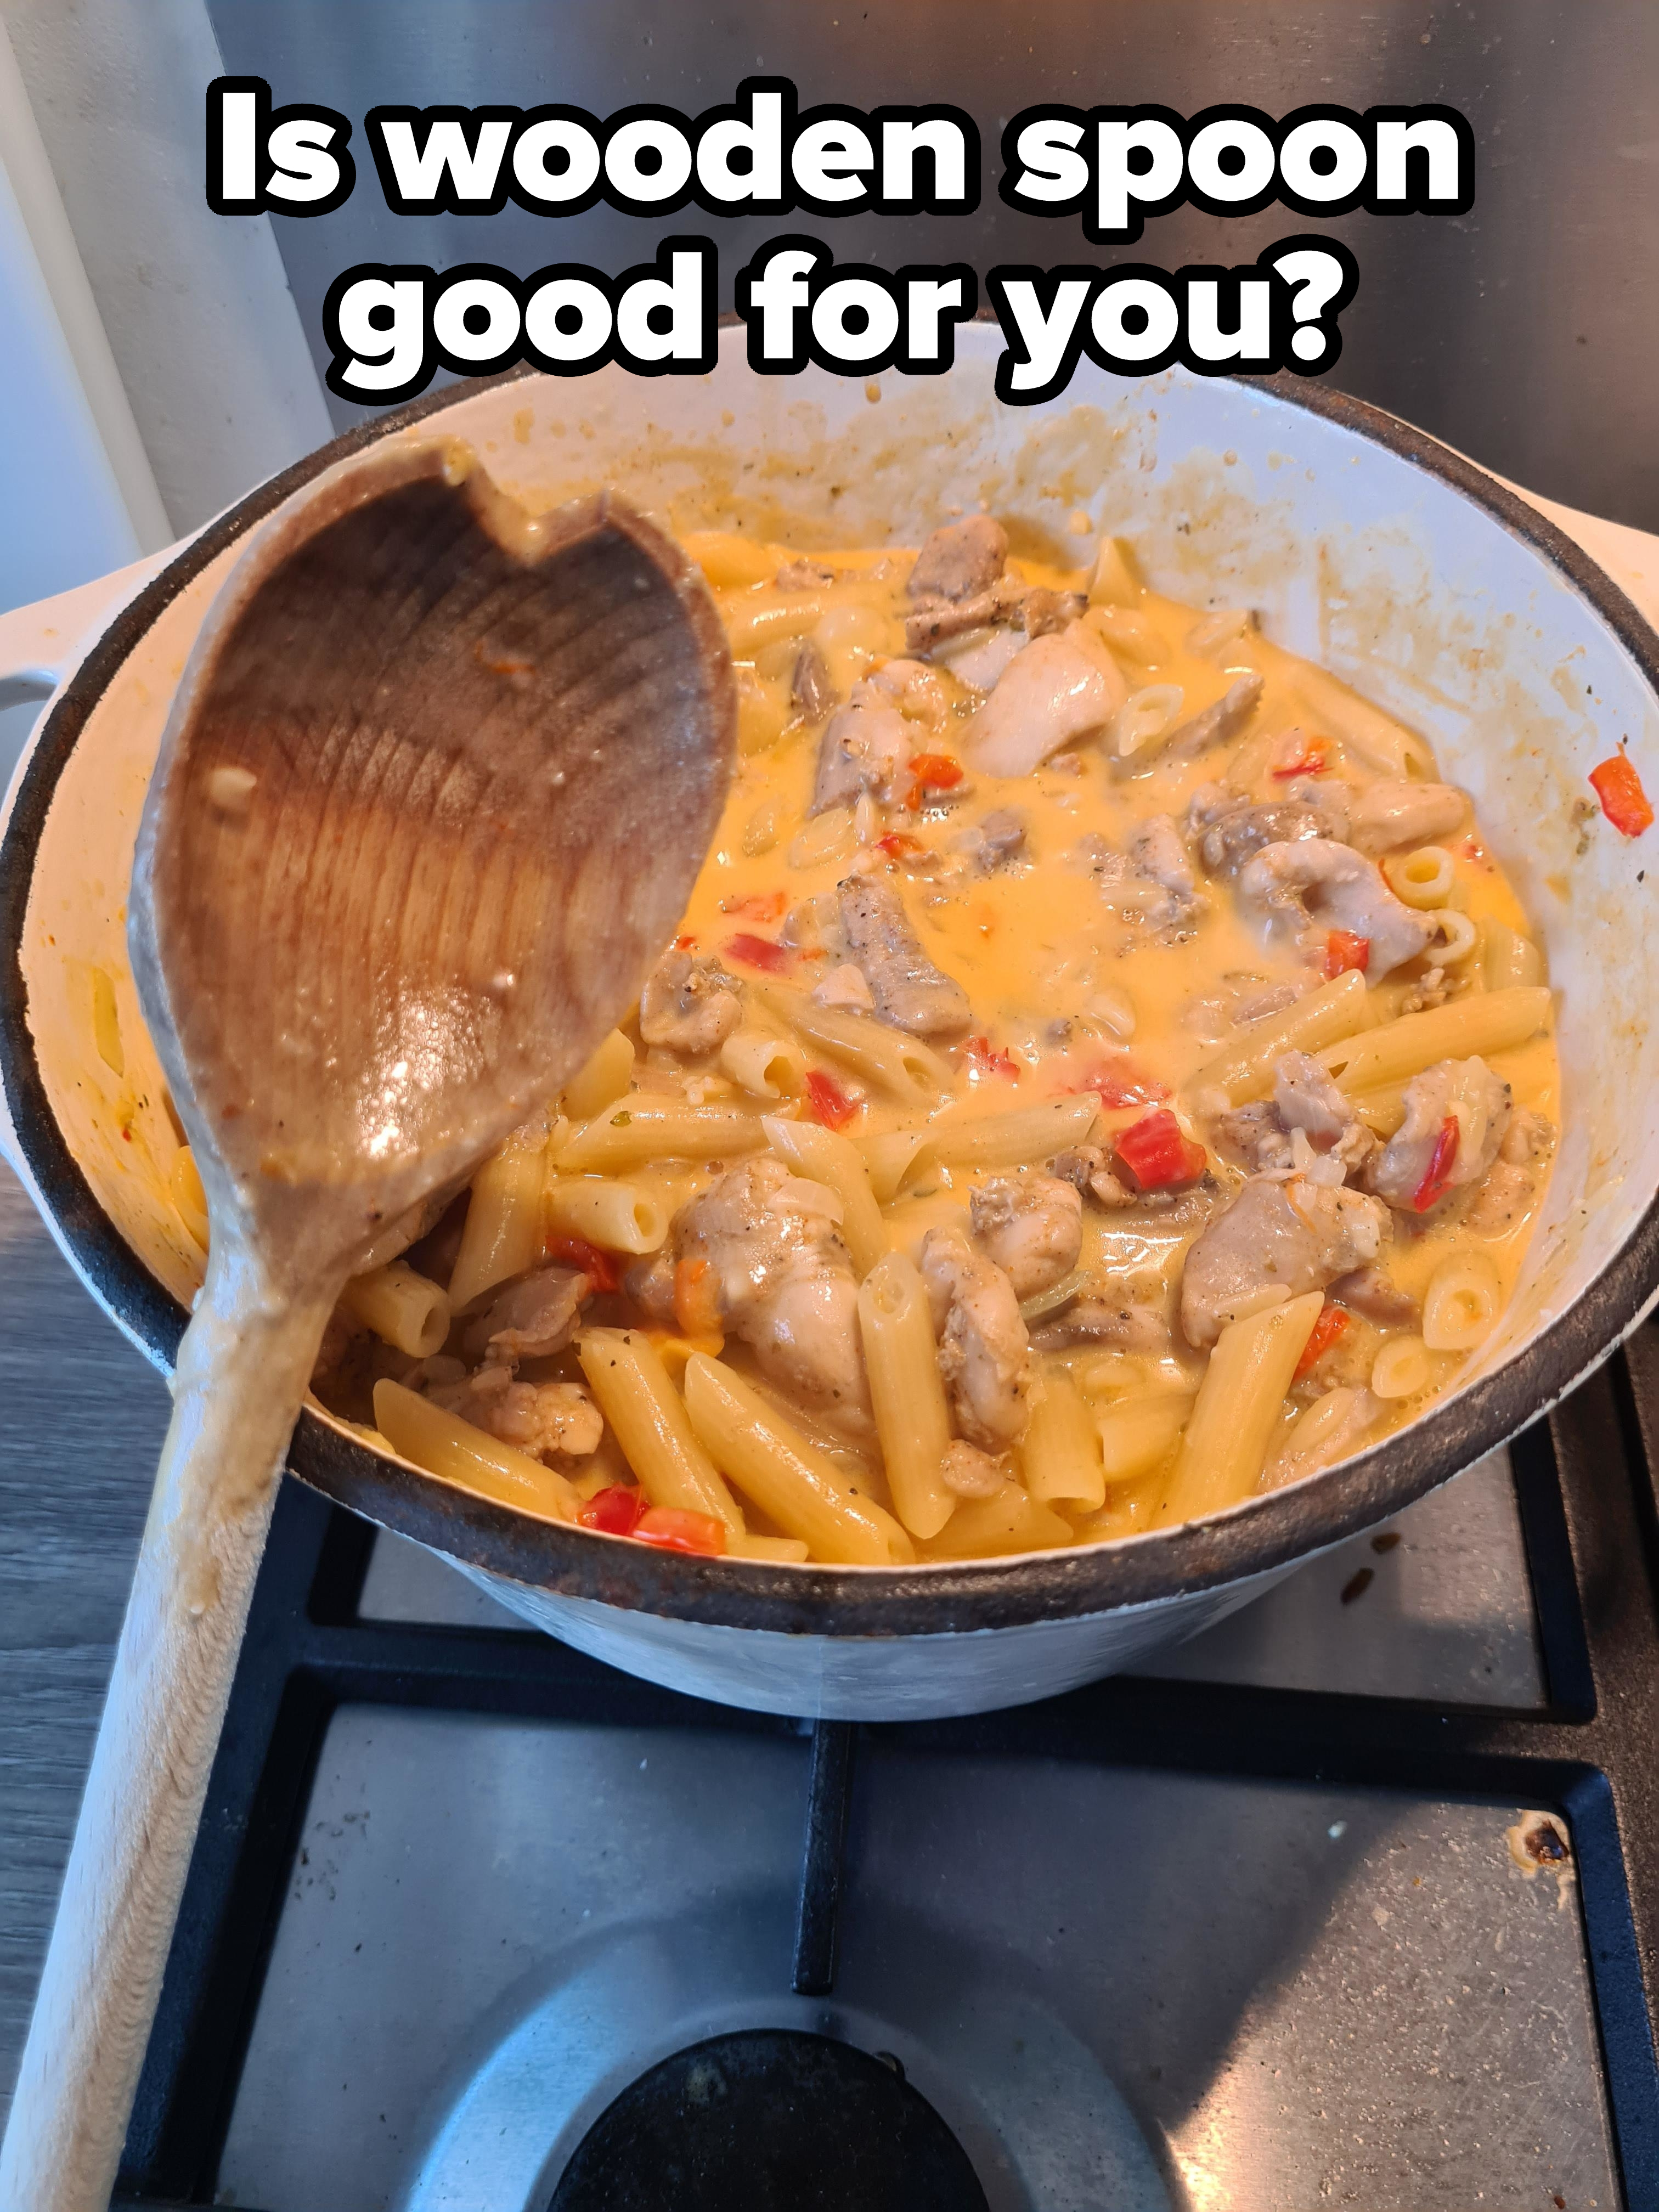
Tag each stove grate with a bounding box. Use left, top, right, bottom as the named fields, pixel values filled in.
left=110, top=1340, right=1659, bottom=2211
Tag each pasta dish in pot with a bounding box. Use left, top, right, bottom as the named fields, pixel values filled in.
left=182, top=514, right=1556, bottom=1566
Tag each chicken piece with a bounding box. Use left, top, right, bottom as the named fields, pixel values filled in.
left=1463, top=1108, right=1555, bottom=1238
left=936, top=623, right=1028, bottom=692
left=939, top=1439, right=1007, bottom=1497
left=1164, top=672, right=1265, bottom=758
left=462, top=1265, right=589, bottom=1363
left=919, top=1225, right=1034, bottom=1451
left=1345, top=778, right=1468, bottom=857
left=1329, top=1263, right=1420, bottom=1329
left=812, top=961, right=875, bottom=1013
left=1077, top=817, right=1197, bottom=933
left=838, top=875, right=970, bottom=1036
left=1366, top=1056, right=1513, bottom=1212
left=966, top=625, right=1128, bottom=776
left=1049, top=1144, right=1137, bottom=1209
left=952, top=806, right=1027, bottom=872
left=905, top=583, right=1027, bottom=654
left=792, top=638, right=837, bottom=721
left=1019, top=587, right=1089, bottom=637
left=623, top=1248, right=678, bottom=1327
left=907, top=514, right=1009, bottom=602
left=639, top=947, right=742, bottom=1053
left=1180, top=1173, right=1392, bottom=1348
left=1189, top=783, right=1343, bottom=878
left=1128, top=814, right=1198, bottom=912
left=969, top=1173, right=1084, bottom=1299
left=810, top=681, right=914, bottom=815
left=672, top=1158, right=870, bottom=1422
left=1029, top=1299, right=1170, bottom=1355
left=1273, top=1051, right=1354, bottom=1148
left=427, top=1367, right=603, bottom=1460
left=1237, top=837, right=1431, bottom=978
left=1209, top=1101, right=1293, bottom=1174
left=866, top=656, right=952, bottom=728
left=775, top=557, right=838, bottom=590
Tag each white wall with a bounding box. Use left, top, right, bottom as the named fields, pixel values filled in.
left=0, top=0, right=332, bottom=539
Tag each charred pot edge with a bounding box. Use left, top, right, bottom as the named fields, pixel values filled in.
left=3, top=362, right=1659, bottom=1638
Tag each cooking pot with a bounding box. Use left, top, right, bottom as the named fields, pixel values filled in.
left=4, top=331, right=1659, bottom=1720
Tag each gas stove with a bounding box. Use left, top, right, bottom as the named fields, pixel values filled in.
left=103, top=1335, right=1659, bottom=2211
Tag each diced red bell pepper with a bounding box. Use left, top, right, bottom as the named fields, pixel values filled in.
left=876, top=831, right=924, bottom=860
left=724, top=931, right=792, bottom=975
left=634, top=1507, right=728, bottom=1557
left=1324, top=929, right=1371, bottom=978
left=964, top=1035, right=1021, bottom=1082
left=674, top=933, right=698, bottom=951
left=1294, top=1302, right=1350, bottom=1379
left=1412, top=1116, right=1460, bottom=1212
left=1589, top=751, right=1654, bottom=838
left=1113, top=1107, right=1207, bottom=1191
left=1271, top=737, right=1329, bottom=778
left=902, top=752, right=964, bottom=810
left=545, top=1232, right=619, bottom=1293
left=578, top=1485, right=645, bottom=1537
left=720, top=888, right=787, bottom=922
left=804, top=1067, right=860, bottom=1128
left=1073, top=1057, right=1170, bottom=1110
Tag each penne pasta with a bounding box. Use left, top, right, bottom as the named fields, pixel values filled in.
left=341, top=1260, right=452, bottom=1358
left=562, top=1028, right=636, bottom=1120
left=1019, top=1368, right=1105, bottom=1511
left=448, top=1114, right=551, bottom=1312
left=576, top=1329, right=745, bottom=1531
left=716, top=588, right=825, bottom=657
left=728, top=1533, right=811, bottom=1564
left=544, top=1176, right=667, bottom=1255
left=855, top=1128, right=938, bottom=1204
left=170, top=1145, right=209, bottom=1250
left=1481, top=917, right=1544, bottom=992
left=372, top=1378, right=579, bottom=1522
left=1422, top=1254, right=1502, bottom=1352
left=1285, top=660, right=1437, bottom=778
left=1096, top=1391, right=1192, bottom=1486
left=555, top=1102, right=763, bottom=1174
left=1317, top=987, right=1552, bottom=1096
left=1188, top=968, right=1374, bottom=1104
left=764, top=1114, right=888, bottom=1277
left=1385, top=845, right=1456, bottom=909
left=928, top=1094, right=1101, bottom=1169
left=682, top=1355, right=912, bottom=1565
left=754, top=984, right=953, bottom=1102
left=920, top=1480, right=1073, bottom=1559
left=721, top=1025, right=807, bottom=1100
left=1154, top=1291, right=1324, bottom=1527
left=1371, top=1334, right=1431, bottom=1398
left=857, top=1252, right=957, bottom=1537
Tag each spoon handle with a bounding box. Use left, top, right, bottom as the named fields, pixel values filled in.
left=0, top=1252, right=329, bottom=2212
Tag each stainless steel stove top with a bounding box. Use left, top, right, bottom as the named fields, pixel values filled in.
left=208, top=1451, right=1616, bottom=2212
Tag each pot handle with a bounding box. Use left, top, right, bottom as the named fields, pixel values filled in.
left=0, top=551, right=177, bottom=1177
left=0, top=551, right=175, bottom=712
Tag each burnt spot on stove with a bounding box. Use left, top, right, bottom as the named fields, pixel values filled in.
left=1340, top=1566, right=1375, bottom=1605
left=1370, top=1528, right=1402, bottom=1553
left=1505, top=1812, right=1576, bottom=1906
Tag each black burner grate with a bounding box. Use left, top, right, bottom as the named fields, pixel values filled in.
left=110, top=1335, right=1659, bottom=2210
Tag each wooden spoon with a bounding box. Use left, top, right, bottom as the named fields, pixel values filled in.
left=0, top=442, right=735, bottom=2210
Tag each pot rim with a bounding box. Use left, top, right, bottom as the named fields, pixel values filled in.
left=4, top=357, right=1658, bottom=1638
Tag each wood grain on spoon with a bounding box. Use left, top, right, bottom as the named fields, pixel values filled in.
left=0, top=441, right=735, bottom=2211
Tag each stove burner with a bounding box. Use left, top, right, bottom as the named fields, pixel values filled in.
left=547, top=2028, right=989, bottom=2211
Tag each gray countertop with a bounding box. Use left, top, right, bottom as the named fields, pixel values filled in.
left=0, top=1158, right=170, bottom=2128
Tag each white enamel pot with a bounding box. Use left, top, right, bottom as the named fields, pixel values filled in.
left=4, top=330, right=1659, bottom=1722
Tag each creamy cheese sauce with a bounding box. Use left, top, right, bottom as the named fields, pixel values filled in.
left=303, top=520, right=1558, bottom=1565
